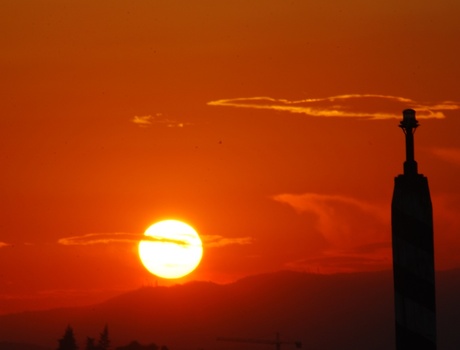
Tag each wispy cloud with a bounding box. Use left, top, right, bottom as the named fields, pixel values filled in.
left=208, top=94, right=460, bottom=120
left=58, top=232, right=252, bottom=248
left=284, top=242, right=392, bottom=274
left=202, top=235, right=254, bottom=248
left=58, top=233, right=141, bottom=246
left=273, top=192, right=386, bottom=216
left=272, top=192, right=388, bottom=249
left=132, top=115, right=154, bottom=126
left=58, top=232, right=196, bottom=246
left=0, top=242, right=11, bottom=248
left=430, top=147, right=460, bottom=166
left=131, top=113, right=191, bottom=128
left=273, top=192, right=392, bottom=273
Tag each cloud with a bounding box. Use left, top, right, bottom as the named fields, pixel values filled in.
left=284, top=243, right=392, bottom=274
left=58, top=232, right=198, bottom=246
left=273, top=192, right=388, bottom=248
left=58, top=232, right=142, bottom=246
left=131, top=113, right=191, bottom=128
left=273, top=192, right=393, bottom=273
left=208, top=94, right=460, bottom=120
left=429, top=194, right=460, bottom=270
left=0, top=242, right=11, bottom=248
left=202, top=235, right=254, bottom=248
left=58, top=232, right=252, bottom=248
left=430, top=147, right=460, bottom=166
left=132, top=115, right=154, bottom=126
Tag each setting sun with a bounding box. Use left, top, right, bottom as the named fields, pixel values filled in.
left=138, top=220, right=203, bottom=279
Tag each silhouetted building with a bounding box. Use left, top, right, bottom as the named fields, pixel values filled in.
left=391, top=109, right=436, bottom=350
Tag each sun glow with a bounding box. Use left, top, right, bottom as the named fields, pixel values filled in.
left=138, top=220, right=203, bottom=279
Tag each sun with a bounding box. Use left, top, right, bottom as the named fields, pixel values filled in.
left=138, top=220, right=203, bottom=279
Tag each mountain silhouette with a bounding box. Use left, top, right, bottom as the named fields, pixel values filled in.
left=0, top=270, right=459, bottom=350
left=0, top=342, right=50, bottom=350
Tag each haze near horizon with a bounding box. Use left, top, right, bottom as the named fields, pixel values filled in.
left=1, top=0, right=460, bottom=316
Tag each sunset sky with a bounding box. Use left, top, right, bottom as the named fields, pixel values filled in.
left=1, top=0, right=460, bottom=315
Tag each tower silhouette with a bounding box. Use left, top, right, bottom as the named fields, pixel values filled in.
left=391, top=109, right=436, bottom=350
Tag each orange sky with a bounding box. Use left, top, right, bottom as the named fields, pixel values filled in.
left=1, top=0, right=460, bottom=314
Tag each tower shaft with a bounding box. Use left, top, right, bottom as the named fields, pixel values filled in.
left=404, top=130, right=416, bottom=171
left=391, top=109, right=436, bottom=350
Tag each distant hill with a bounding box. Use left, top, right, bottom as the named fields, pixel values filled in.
left=0, top=270, right=459, bottom=350
left=0, top=342, right=51, bottom=350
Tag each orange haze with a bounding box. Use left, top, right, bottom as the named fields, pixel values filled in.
left=1, top=0, right=460, bottom=314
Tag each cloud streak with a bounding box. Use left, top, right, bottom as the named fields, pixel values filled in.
left=58, top=233, right=142, bottom=246
left=430, top=147, right=460, bottom=166
left=131, top=113, right=191, bottom=128
left=58, top=232, right=196, bottom=246
left=273, top=192, right=388, bottom=249
left=0, top=242, right=11, bottom=248
left=208, top=94, right=460, bottom=120
left=202, top=235, right=254, bottom=248
left=273, top=192, right=392, bottom=273
left=58, top=232, right=253, bottom=248
left=284, top=243, right=392, bottom=274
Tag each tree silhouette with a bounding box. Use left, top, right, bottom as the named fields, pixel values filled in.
left=57, top=325, right=78, bottom=350
left=115, top=341, right=159, bottom=350
left=85, top=337, right=97, bottom=350
left=97, top=324, right=110, bottom=350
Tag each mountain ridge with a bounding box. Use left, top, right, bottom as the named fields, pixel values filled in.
left=1, top=269, right=459, bottom=350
